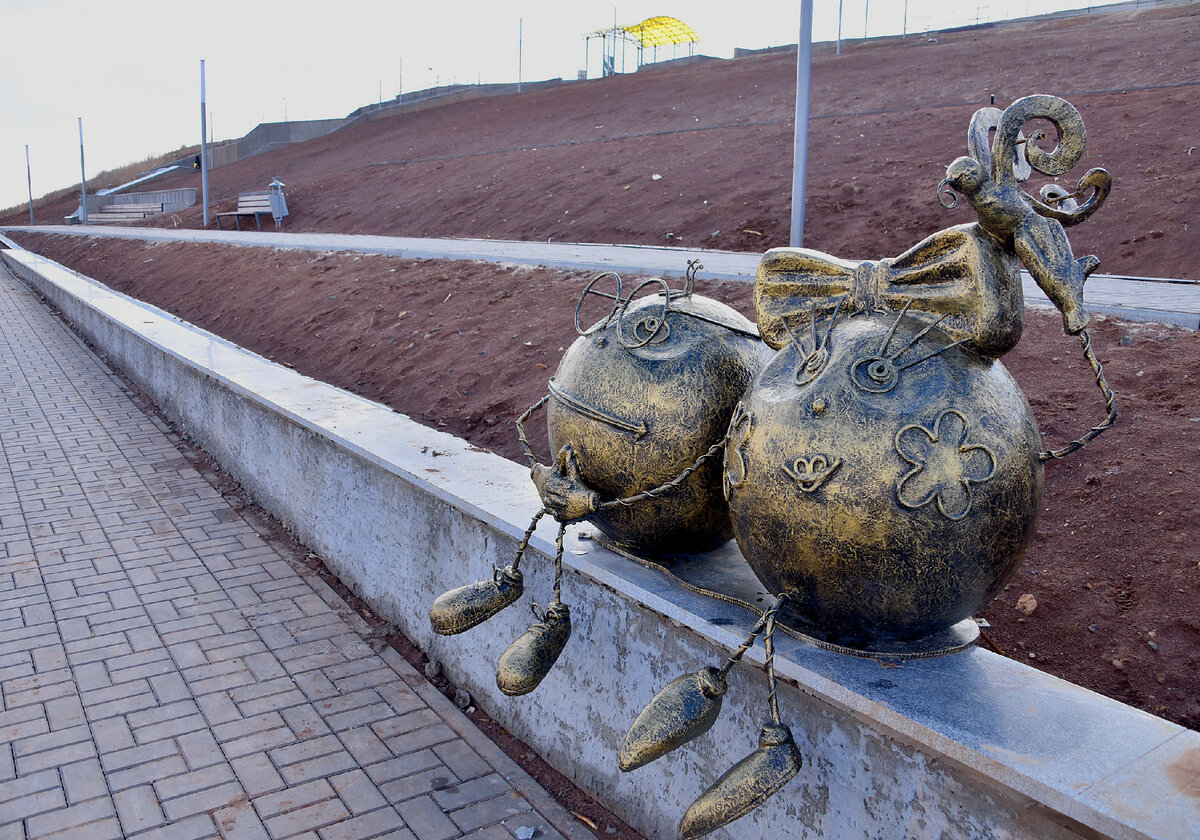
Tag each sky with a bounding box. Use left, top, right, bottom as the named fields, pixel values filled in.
left=0, top=0, right=1130, bottom=214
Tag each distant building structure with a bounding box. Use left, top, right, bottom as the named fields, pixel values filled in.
left=585, top=16, right=699, bottom=78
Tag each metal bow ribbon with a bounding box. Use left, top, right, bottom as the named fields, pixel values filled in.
left=754, top=222, right=1025, bottom=359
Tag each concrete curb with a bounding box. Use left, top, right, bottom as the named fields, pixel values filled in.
left=4, top=242, right=1197, bottom=840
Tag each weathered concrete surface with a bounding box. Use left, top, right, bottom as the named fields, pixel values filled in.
left=4, top=241, right=1198, bottom=840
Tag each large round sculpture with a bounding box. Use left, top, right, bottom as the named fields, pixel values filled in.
left=724, top=311, right=1044, bottom=647
left=547, top=281, right=771, bottom=553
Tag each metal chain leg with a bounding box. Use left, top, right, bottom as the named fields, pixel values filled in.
left=552, top=521, right=567, bottom=604
left=1039, top=329, right=1117, bottom=461
left=506, top=508, right=547, bottom=576
left=516, top=394, right=551, bottom=468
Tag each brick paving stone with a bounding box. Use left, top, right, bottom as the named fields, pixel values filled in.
left=378, top=766, right=458, bottom=805
left=89, top=717, right=135, bottom=753
left=0, top=743, right=14, bottom=783
left=430, top=743, right=490, bottom=785
left=161, top=779, right=245, bottom=822
left=382, top=724, right=457, bottom=757
left=151, top=763, right=239, bottom=805
left=370, top=709, right=441, bottom=742
left=432, top=775, right=513, bottom=813
left=264, top=797, right=351, bottom=839
left=0, top=262, right=596, bottom=840
left=230, top=752, right=286, bottom=798
left=129, top=812, right=218, bottom=840
left=282, top=704, right=333, bottom=741
left=316, top=807, right=412, bottom=840
left=213, top=710, right=287, bottom=742
left=113, top=783, right=167, bottom=834
left=446, top=792, right=533, bottom=834
left=396, top=795, right=460, bottom=840
left=59, top=757, right=107, bottom=804
left=212, top=800, right=271, bottom=840
left=337, top=727, right=392, bottom=767
left=24, top=796, right=116, bottom=838
left=279, top=749, right=361, bottom=788
left=178, top=728, right=225, bottom=769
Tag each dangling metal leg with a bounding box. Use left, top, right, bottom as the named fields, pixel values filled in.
left=496, top=522, right=573, bottom=696
left=679, top=594, right=802, bottom=839
left=428, top=509, right=544, bottom=636
left=619, top=595, right=780, bottom=772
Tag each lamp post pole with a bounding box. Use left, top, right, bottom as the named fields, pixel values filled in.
left=837, top=0, right=843, bottom=54
left=201, top=60, right=210, bottom=227
left=78, top=118, right=88, bottom=225
left=25, top=145, right=34, bottom=225
left=790, top=0, right=813, bottom=246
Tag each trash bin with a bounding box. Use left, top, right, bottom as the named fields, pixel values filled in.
left=267, top=178, right=288, bottom=228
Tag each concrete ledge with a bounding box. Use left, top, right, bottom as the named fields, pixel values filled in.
left=4, top=243, right=1198, bottom=840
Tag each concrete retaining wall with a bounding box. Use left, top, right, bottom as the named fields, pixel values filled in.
left=2, top=241, right=1196, bottom=840
left=104, top=188, right=197, bottom=213
left=211, top=78, right=569, bottom=168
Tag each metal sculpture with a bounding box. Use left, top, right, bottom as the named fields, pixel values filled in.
left=430, top=263, right=770, bottom=696
left=430, top=94, right=1117, bottom=837
left=621, top=94, right=1116, bottom=837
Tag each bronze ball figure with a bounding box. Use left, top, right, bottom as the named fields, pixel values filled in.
left=545, top=273, right=771, bottom=553
left=724, top=310, right=1044, bottom=647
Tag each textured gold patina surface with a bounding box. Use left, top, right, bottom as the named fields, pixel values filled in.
left=726, top=311, right=1044, bottom=646
left=678, top=723, right=801, bottom=839
left=938, top=94, right=1110, bottom=336
left=429, top=565, right=524, bottom=636
left=619, top=666, right=728, bottom=772
left=545, top=284, right=770, bottom=552
left=495, top=601, right=572, bottom=697
left=756, top=222, right=1024, bottom=359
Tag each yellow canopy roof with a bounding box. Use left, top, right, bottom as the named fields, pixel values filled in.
left=595, top=16, right=699, bottom=47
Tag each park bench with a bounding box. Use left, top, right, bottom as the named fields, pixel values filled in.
left=215, top=187, right=288, bottom=231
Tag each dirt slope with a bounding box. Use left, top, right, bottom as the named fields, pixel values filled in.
left=5, top=4, right=1198, bottom=279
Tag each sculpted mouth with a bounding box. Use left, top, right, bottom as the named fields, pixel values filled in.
left=548, top=380, right=648, bottom=440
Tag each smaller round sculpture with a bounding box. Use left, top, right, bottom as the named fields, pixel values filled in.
left=545, top=273, right=770, bottom=553
left=725, top=310, right=1044, bottom=647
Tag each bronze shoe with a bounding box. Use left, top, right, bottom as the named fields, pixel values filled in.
left=496, top=602, right=572, bottom=696
left=619, top=666, right=728, bottom=771
left=429, top=566, right=523, bottom=636
left=678, top=722, right=801, bottom=839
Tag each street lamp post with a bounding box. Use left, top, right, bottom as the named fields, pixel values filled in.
left=201, top=59, right=210, bottom=227
left=25, top=145, right=34, bottom=225
left=790, top=0, right=814, bottom=247
left=78, top=118, right=88, bottom=225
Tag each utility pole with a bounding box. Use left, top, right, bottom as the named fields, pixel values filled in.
left=78, top=118, right=88, bottom=225
left=201, top=60, right=210, bottom=227
left=790, top=0, right=813, bottom=246
left=837, top=0, right=843, bottom=55
left=25, top=145, right=34, bottom=225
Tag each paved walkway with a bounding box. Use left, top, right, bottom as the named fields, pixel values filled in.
left=0, top=262, right=589, bottom=840
left=3, top=226, right=1197, bottom=329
